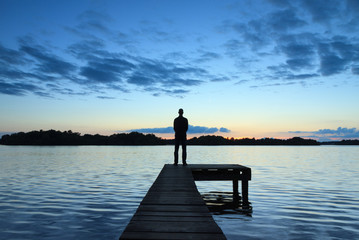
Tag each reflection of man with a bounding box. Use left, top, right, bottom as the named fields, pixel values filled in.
left=173, top=108, right=188, bottom=166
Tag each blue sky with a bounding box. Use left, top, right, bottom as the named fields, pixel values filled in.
left=0, top=0, right=359, bottom=141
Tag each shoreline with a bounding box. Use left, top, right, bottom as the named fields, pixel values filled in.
left=1, top=130, right=358, bottom=146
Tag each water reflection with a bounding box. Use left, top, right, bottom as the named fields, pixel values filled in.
left=0, top=145, right=358, bottom=240
left=201, top=191, right=253, bottom=216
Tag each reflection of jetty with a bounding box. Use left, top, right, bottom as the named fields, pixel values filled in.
left=119, top=164, right=251, bottom=239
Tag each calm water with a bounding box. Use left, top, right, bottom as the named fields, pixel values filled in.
left=0, top=145, right=358, bottom=240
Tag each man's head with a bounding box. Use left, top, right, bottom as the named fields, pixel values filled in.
left=178, top=108, right=184, bottom=116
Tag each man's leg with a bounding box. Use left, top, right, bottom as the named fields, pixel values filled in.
left=174, top=139, right=179, bottom=165
left=182, top=137, right=187, bottom=165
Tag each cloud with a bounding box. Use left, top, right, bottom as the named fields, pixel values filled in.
left=0, top=39, right=81, bottom=97
left=222, top=1, right=359, bottom=88
left=77, top=10, right=113, bottom=33
left=272, top=34, right=359, bottom=78
left=314, top=127, right=359, bottom=137
left=97, top=96, right=116, bottom=100
left=268, top=33, right=358, bottom=82
left=0, top=35, right=222, bottom=98
left=19, top=39, right=76, bottom=77
left=188, top=125, right=219, bottom=134
left=0, top=80, right=45, bottom=96
left=285, top=73, right=319, bottom=80
left=317, top=41, right=351, bottom=76
left=219, top=127, right=231, bottom=133
left=195, top=51, right=222, bottom=63
left=235, top=80, right=249, bottom=85
left=65, top=10, right=114, bottom=39
left=276, top=34, right=316, bottom=71
left=250, top=81, right=297, bottom=88
left=68, top=39, right=211, bottom=97
left=267, top=9, right=307, bottom=32
left=135, top=19, right=185, bottom=43
left=67, top=40, right=108, bottom=60
left=127, top=126, right=174, bottom=134
left=229, top=6, right=307, bottom=51
left=300, top=0, right=342, bottom=23
left=125, top=125, right=231, bottom=135
left=125, top=58, right=206, bottom=95
left=289, top=127, right=359, bottom=140
left=232, top=20, right=270, bottom=49
left=2, top=3, right=359, bottom=98
left=0, top=43, right=26, bottom=65
left=79, top=57, right=135, bottom=84
left=268, top=0, right=292, bottom=8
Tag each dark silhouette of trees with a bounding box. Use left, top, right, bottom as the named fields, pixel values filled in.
left=1, top=130, right=357, bottom=145
left=0, top=130, right=82, bottom=145
left=188, top=135, right=229, bottom=145
left=337, top=139, right=359, bottom=145
left=187, top=135, right=320, bottom=145
left=321, top=139, right=359, bottom=145
left=0, top=130, right=166, bottom=145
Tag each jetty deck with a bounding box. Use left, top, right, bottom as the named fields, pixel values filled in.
left=119, top=164, right=251, bottom=240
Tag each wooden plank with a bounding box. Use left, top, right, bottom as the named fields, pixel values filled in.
left=123, top=221, right=223, bottom=233
left=136, top=204, right=210, bottom=213
left=144, top=192, right=201, bottom=197
left=120, top=232, right=226, bottom=240
left=134, top=211, right=211, bottom=217
left=131, top=215, right=214, bottom=222
left=141, top=197, right=205, bottom=205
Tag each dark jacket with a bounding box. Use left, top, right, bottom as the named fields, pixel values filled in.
left=174, top=116, right=188, bottom=137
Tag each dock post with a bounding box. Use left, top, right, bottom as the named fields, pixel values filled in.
left=233, top=179, right=239, bottom=207
left=242, top=180, right=249, bottom=206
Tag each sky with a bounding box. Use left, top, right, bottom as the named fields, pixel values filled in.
left=0, top=0, right=359, bottom=141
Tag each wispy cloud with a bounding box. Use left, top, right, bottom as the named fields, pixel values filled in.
left=125, top=125, right=231, bottom=135
left=0, top=35, right=221, bottom=98
left=20, top=42, right=76, bottom=77
left=0, top=80, right=44, bottom=96
left=1, top=2, right=359, bottom=98
left=0, top=8, right=231, bottom=99
left=221, top=0, right=359, bottom=88
left=289, top=127, right=359, bottom=141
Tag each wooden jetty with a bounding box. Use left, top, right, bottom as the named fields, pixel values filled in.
left=119, top=164, right=251, bottom=240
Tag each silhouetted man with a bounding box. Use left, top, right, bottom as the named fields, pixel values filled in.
left=174, top=108, right=188, bottom=166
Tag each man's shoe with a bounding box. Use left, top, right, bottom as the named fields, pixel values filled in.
left=183, top=163, right=187, bottom=166
left=173, top=163, right=178, bottom=166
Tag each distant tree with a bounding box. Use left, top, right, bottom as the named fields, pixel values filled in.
left=0, top=130, right=334, bottom=146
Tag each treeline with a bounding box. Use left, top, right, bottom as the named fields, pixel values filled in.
left=0, top=130, right=165, bottom=145
left=321, top=139, right=359, bottom=145
left=187, top=135, right=320, bottom=145
left=1, top=130, right=358, bottom=145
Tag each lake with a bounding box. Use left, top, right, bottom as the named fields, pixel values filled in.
left=0, top=145, right=358, bottom=239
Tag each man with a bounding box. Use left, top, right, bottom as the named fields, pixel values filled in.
left=173, top=108, right=188, bottom=166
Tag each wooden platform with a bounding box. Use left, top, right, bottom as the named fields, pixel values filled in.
left=190, top=164, right=251, bottom=205
left=119, top=164, right=251, bottom=240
